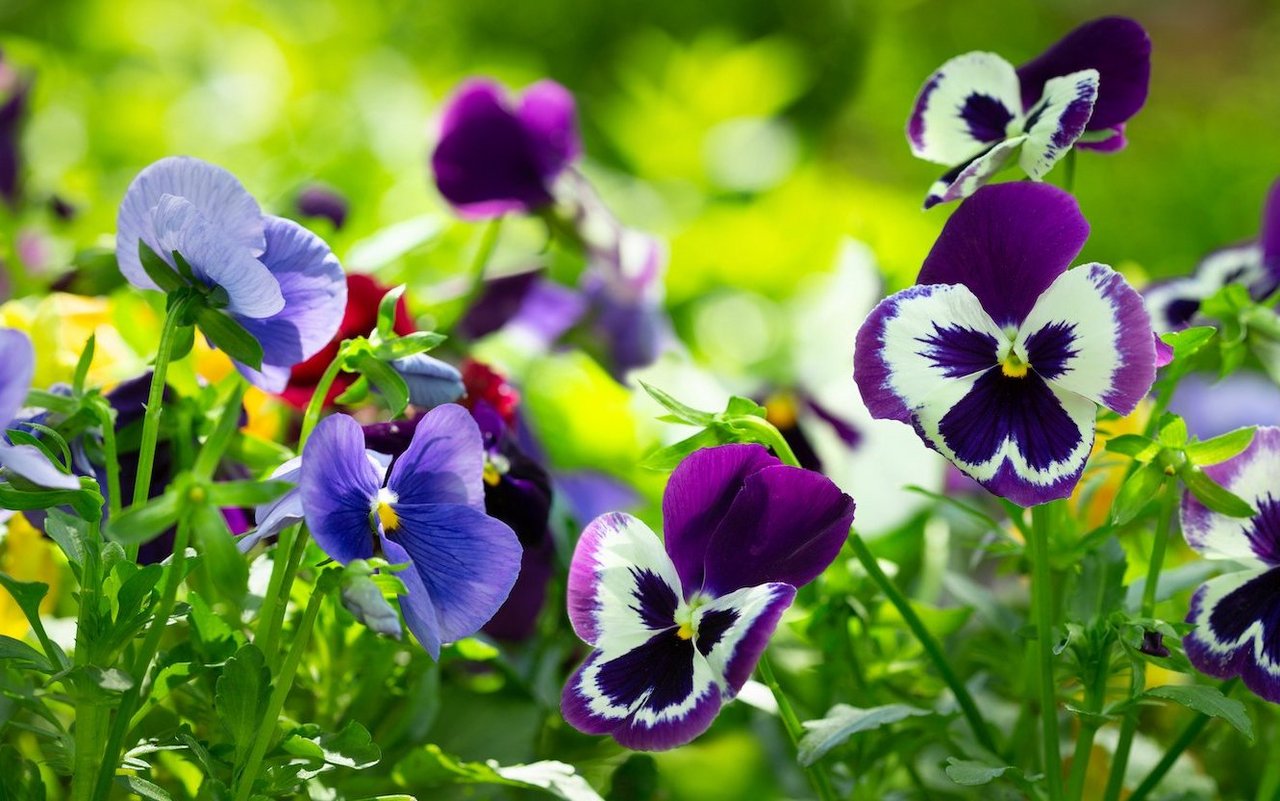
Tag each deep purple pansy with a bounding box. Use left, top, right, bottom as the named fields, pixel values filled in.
left=908, top=16, right=1150, bottom=208
left=0, top=52, right=31, bottom=207
left=300, top=405, right=522, bottom=657
left=116, top=156, right=348, bottom=392
left=431, top=78, right=581, bottom=219
left=853, top=183, right=1156, bottom=506
left=1181, top=427, right=1280, bottom=702
left=562, top=444, right=855, bottom=750
left=1145, top=179, right=1280, bottom=332
left=0, top=329, right=80, bottom=490
left=295, top=183, right=348, bottom=230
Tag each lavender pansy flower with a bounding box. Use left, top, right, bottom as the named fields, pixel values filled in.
left=301, top=405, right=522, bottom=657
left=392, top=353, right=465, bottom=409
left=0, top=329, right=79, bottom=489
left=563, top=444, right=855, bottom=750
left=1181, top=427, right=1280, bottom=702
left=1168, top=372, right=1280, bottom=440
left=853, top=183, right=1156, bottom=506
left=1145, top=179, right=1280, bottom=332
left=908, top=16, right=1150, bottom=208
left=116, top=156, right=348, bottom=392
left=431, top=78, right=581, bottom=219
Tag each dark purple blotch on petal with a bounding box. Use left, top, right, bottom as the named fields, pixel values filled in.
left=939, top=369, right=1081, bottom=472
left=296, top=184, right=349, bottom=230
left=1024, top=322, right=1079, bottom=380
left=1187, top=568, right=1280, bottom=703
left=961, top=93, right=1015, bottom=143
left=917, top=323, right=999, bottom=377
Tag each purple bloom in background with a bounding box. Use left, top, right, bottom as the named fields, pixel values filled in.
left=908, top=16, right=1150, bottom=208
left=1168, top=372, right=1280, bottom=440
left=295, top=183, right=348, bottom=229
left=116, top=156, right=348, bottom=392
left=431, top=78, right=581, bottom=219
left=0, top=329, right=80, bottom=490
left=563, top=444, right=855, bottom=750
left=458, top=269, right=586, bottom=350
left=301, top=406, right=522, bottom=657
left=0, top=52, right=31, bottom=207
left=853, top=183, right=1156, bottom=506
left=1145, top=179, right=1280, bottom=332
left=1181, top=427, right=1280, bottom=702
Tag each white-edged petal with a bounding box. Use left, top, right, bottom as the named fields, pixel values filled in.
left=1018, top=69, right=1099, bottom=180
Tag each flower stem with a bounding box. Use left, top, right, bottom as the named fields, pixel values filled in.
left=756, top=652, right=838, bottom=801
left=1029, top=504, right=1063, bottom=801
left=1126, top=679, right=1238, bottom=801
left=93, top=399, right=122, bottom=519
left=70, top=518, right=105, bottom=801
left=1065, top=635, right=1112, bottom=800
left=846, top=531, right=1000, bottom=755
left=299, top=354, right=346, bottom=446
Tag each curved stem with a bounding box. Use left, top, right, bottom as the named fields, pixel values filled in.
left=256, top=523, right=309, bottom=669
left=756, top=653, right=838, bottom=801
left=1029, top=505, right=1063, bottom=801
left=299, top=354, right=346, bottom=447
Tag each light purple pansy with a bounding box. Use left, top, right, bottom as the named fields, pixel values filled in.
left=116, top=157, right=348, bottom=392
left=562, top=444, right=855, bottom=750
left=853, top=183, right=1156, bottom=507
left=1181, top=427, right=1280, bottom=702
left=908, top=16, right=1150, bottom=208
left=0, top=329, right=80, bottom=490
left=431, top=78, right=581, bottom=219
left=300, top=405, right=522, bottom=658
left=1145, top=179, right=1280, bottom=332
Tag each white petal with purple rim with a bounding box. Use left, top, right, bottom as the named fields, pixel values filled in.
left=908, top=52, right=1024, bottom=166
left=1182, top=427, right=1280, bottom=565
left=923, top=136, right=1025, bottom=209
left=694, top=582, right=796, bottom=697
left=1018, top=69, right=1099, bottom=180
left=1144, top=245, right=1263, bottom=332
left=1014, top=263, right=1155, bottom=415
left=1185, top=568, right=1280, bottom=702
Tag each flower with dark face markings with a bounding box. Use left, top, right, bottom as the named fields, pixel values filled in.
left=562, top=444, right=855, bottom=750
left=853, top=183, right=1156, bottom=506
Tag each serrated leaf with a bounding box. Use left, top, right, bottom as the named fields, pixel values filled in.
left=1145, top=684, right=1253, bottom=740
left=1111, top=464, right=1165, bottom=526
left=797, top=704, right=932, bottom=766
left=1180, top=466, right=1257, bottom=517
left=216, top=644, right=271, bottom=765
left=194, top=305, right=264, bottom=370
left=1105, top=434, right=1160, bottom=462
left=637, top=381, right=715, bottom=426
left=138, top=241, right=187, bottom=293
left=1185, top=427, right=1255, bottom=467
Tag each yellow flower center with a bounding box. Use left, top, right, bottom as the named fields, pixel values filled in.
left=1001, top=351, right=1030, bottom=378
left=765, top=392, right=798, bottom=430
left=676, top=624, right=694, bottom=640
left=374, top=488, right=399, bottom=532
left=483, top=462, right=502, bottom=486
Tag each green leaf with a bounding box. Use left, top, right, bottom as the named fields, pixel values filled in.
left=1185, top=427, right=1256, bottom=466
left=189, top=502, right=248, bottom=600
left=0, top=635, right=53, bottom=672
left=194, top=305, right=264, bottom=370
left=1157, top=413, right=1189, bottom=448
left=44, top=508, right=89, bottom=570
left=1067, top=537, right=1128, bottom=623
left=1105, top=434, right=1160, bottom=462
left=282, top=721, right=381, bottom=772
left=797, top=704, right=932, bottom=766
left=0, top=574, right=49, bottom=638
left=334, top=374, right=371, bottom=405
left=637, top=381, right=715, bottom=426
left=1111, top=464, right=1166, bottom=526
left=1161, top=326, right=1216, bottom=359
left=355, top=353, right=411, bottom=416
left=377, top=285, right=408, bottom=339
left=373, top=332, right=449, bottom=361
left=216, top=644, right=272, bottom=766
left=1180, top=466, right=1257, bottom=517
left=393, top=746, right=604, bottom=800
left=114, top=776, right=172, bottom=801
left=205, top=479, right=293, bottom=508
left=73, top=334, right=96, bottom=394
left=6, top=428, right=71, bottom=477
left=169, top=322, right=195, bottom=362
left=105, top=489, right=180, bottom=546
left=1145, top=684, right=1253, bottom=740
left=138, top=241, right=187, bottom=293
left=638, top=428, right=728, bottom=471
left=944, top=758, right=1027, bottom=787
left=723, top=395, right=767, bottom=418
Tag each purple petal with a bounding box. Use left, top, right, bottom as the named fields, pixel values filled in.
left=1185, top=568, right=1280, bottom=703
left=458, top=271, right=541, bottom=339
left=300, top=414, right=381, bottom=564
left=483, top=535, right=554, bottom=641
left=1017, top=70, right=1098, bottom=180
left=244, top=456, right=303, bottom=551
left=1153, top=334, right=1173, bottom=368
left=918, top=183, right=1089, bottom=327
left=116, top=156, right=266, bottom=292
left=295, top=184, right=348, bottom=229
left=1259, top=178, right=1280, bottom=294
left=1017, top=17, right=1151, bottom=131
left=696, top=582, right=795, bottom=696
left=0, top=328, right=33, bottom=427
left=392, top=354, right=464, bottom=409
left=1077, top=124, right=1127, bottom=152
left=1181, top=427, right=1280, bottom=565
left=386, top=403, right=485, bottom=510
left=0, top=442, right=80, bottom=490
left=234, top=216, right=347, bottom=392
left=555, top=471, right=640, bottom=524
left=662, top=444, right=778, bottom=592
left=516, top=80, right=581, bottom=181
left=907, top=52, right=1022, bottom=166
left=382, top=535, right=443, bottom=657
left=384, top=501, right=522, bottom=647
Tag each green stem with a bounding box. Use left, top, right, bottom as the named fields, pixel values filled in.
left=234, top=582, right=327, bottom=801
left=1065, top=636, right=1112, bottom=800
left=1029, top=504, right=1063, bottom=801
left=256, top=523, right=309, bottom=669
left=847, top=531, right=1000, bottom=755
left=71, top=518, right=104, bottom=801
left=1062, top=149, right=1077, bottom=194
left=1126, top=680, right=1238, bottom=801
left=299, top=354, right=346, bottom=447
left=730, top=415, right=803, bottom=475
left=756, top=653, right=838, bottom=801
left=94, top=400, right=122, bottom=519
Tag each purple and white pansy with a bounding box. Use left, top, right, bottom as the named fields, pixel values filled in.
left=853, top=183, right=1157, bottom=507
left=908, top=16, right=1150, bottom=208
left=1182, top=427, right=1280, bottom=702
left=562, top=444, right=855, bottom=750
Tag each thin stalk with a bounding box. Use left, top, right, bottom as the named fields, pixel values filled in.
left=847, top=531, right=1000, bottom=755
left=298, top=355, right=345, bottom=446
left=70, top=518, right=104, bottom=801
left=1065, top=636, right=1112, bottom=800
left=1029, top=504, right=1063, bottom=801
left=1126, top=680, right=1237, bottom=801
left=756, top=653, right=839, bottom=801
left=96, top=401, right=122, bottom=519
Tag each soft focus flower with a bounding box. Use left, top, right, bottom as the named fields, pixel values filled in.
left=0, top=51, right=31, bottom=207
left=458, top=270, right=586, bottom=353
left=0, top=292, right=144, bottom=389
left=295, top=183, right=349, bottom=230
left=1168, top=372, right=1280, bottom=439
left=908, top=17, right=1150, bottom=208
left=116, top=156, right=348, bottom=391
left=301, top=406, right=522, bottom=657
left=853, top=183, right=1156, bottom=506
left=0, top=328, right=79, bottom=489
left=0, top=514, right=59, bottom=638
left=1181, top=427, right=1280, bottom=701
left=562, top=444, right=855, bottom=750
left=431, top=78, right=581, bottom=219
left=1145, top=179, right=1280, bottom=332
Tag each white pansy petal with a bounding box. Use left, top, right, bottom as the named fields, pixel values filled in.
left=1018, top=69, right=1099, bottom=180
left=908, top=52, right=1024, bottom=166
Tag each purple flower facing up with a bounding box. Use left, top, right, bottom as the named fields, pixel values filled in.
left=1181, top=427, right=1280, bottom=702
left=0, top=329, right=79, bottom=490
left=431, top=78, right=581, bottom=219
left=853, top=183, right=1156, bottom=506
left=300, top=405, right=522, bottom=658
left=1145, top=179, right=1280, bottom=332
left=908, top=16, right=1150, bottom=208
left=116, top=156, right=348, bottom=392
left=563, top=444, right=855, bottom=750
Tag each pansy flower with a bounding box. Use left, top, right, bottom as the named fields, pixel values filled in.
left=853, top=183, right=1156, bottom=506
left=116, top=156, right=347, bottom=392
left=908, top=16, right=1150, bottom=208
left=1181, top=427, right=1280, bottom=701
left=431, top=78, right=581, bottom=219
left=1145, top=179, right=1280, bottom=332
left=301, top=405, right=522, bottom=657
left=0, top=328, right=79, bottom=489
left=563, top=444, right=855, bottom=750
